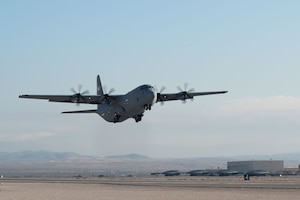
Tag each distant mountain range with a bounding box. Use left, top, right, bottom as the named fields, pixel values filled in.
left=0, top=151, right=299, bottom=177
left=0, top=151, right=81, bottom=161
left=0, top=151, right=299, bottom=164
left=106, top=153, right=150, bottom=159
left=0, top=151, right=151, bottom=161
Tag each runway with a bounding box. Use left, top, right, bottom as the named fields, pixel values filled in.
left=1, top=176, right=300, bottom=200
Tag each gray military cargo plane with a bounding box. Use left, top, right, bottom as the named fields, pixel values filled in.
left=19, top=75, right=227, bottom=123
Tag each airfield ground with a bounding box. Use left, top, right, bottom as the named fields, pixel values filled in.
left=1, top=176, right=300, bottom=200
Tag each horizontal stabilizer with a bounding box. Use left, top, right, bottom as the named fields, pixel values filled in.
left=62, top=109, right=97, bottom=114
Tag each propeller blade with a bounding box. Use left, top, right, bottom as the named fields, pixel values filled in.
left=156, top=86, right=166, bottom=106
left=71, top=88, right=77, bottom=94
left=108, top=88, right=115, bottom=95
left=188, top=88, right=195, bottom=93
left=103, top=86, right=115, bottom=95
left=78, top=85, right=82, bottom=93
left=81, top=90, right=90, bottom=95
left=155, top=86, right=166, bottom=93
left=160, top=86, right=166, bottom=93
left=184, top=83, right=188, bottom=91
left=177, top=86, right=183, bottom=92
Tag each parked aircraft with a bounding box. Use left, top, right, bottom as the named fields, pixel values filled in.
left=188, top=170, right=210, bottom=176
left=162, top=170, right=181, bottom=176
left=246, top=170, right=270, bottom=176
left=188, top=169, right=239, bottom=176
left=19, top=75, right=227, bottom=123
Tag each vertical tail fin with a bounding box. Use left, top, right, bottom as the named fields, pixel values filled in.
left=97, top=75, right=104, bottom=96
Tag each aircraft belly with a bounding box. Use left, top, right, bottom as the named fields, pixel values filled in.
left=97, top=104, right=127, bottom=122
left=97, top=88, right=155, bottom=122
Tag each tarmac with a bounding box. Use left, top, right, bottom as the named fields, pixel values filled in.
left=1, top=176, right=300, bottom=200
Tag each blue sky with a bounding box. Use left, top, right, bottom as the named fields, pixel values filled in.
left=1, top=1, right=300, bottom=158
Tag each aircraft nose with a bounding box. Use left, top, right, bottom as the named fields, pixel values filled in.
left=147, top=87, right=157, bottom=104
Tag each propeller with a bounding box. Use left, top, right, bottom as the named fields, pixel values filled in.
left=70, top=85, right=89, bottom=105
left=102, top=86, right=115, bottom=103
left=103, top=86, right=115, bottom=95
left=177, top=83, right=195, bottom=103
left=156, top=86, right=166, bottom=105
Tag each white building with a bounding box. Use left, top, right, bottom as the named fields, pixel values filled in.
left=227, top=160, right=284, bottom=173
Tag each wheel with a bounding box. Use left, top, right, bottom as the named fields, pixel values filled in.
left=134, top=114, right=143, bottom=122
left=113, top=113, right=120, bottom=123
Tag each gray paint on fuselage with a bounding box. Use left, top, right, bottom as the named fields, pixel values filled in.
left=96, top=85, right=156, bottom=122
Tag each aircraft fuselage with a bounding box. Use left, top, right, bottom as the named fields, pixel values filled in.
left=97, top=85, right=157, bottom=123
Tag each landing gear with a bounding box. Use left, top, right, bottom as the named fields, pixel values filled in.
left=134, top=114, right=143, bottom=123
left=144, top=104, right=151, bottom=110
left=113, top=113, right=120, bottom=123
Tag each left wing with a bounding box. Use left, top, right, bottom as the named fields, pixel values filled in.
left=157, top=91, right=228, bottom=102
left=19, top=94, right=101, bottom=104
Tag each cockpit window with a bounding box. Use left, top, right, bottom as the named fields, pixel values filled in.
left=139, top=85, right=152, bottom=90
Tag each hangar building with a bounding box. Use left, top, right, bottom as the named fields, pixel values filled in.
left=227, top=160, right=284, bottom=173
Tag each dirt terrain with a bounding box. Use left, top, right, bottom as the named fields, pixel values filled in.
left=1, top=176, right=300, bottom=200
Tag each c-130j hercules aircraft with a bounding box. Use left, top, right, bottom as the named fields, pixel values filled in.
left=19, top=75, right=227, bottom=123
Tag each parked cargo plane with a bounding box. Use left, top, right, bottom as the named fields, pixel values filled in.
left=19, top=75, right=227, bottom=123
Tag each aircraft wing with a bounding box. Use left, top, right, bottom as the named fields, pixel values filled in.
left=62, top=109, right=97, bottom=114
left=157, top=91, right=228, bottom=102
left=19, top=94, right=120, bottom=104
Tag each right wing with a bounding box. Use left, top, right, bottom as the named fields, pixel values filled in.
left=19, top=94, right=101, bottom=104
left=19, top=94, right=121, bottom=104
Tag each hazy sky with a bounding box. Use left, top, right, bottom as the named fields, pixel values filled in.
left=1, top=1, right=300, bottom=158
